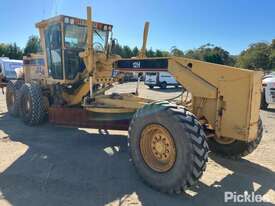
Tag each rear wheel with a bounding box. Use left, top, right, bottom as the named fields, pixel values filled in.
left=207, top=119, right=263, bottom=159
left=149, top=85, right=154, bottom=89
left=6, top=80, right=24, bottom=116
left=19, top=83, right=45, bottom=126
left=128, top=102, right=209, bottom=193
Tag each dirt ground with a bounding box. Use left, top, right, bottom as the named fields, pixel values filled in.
left=0, top=82, right=274, bottom=206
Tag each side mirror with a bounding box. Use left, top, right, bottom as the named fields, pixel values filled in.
left=107, top=39, right=117, bottom=58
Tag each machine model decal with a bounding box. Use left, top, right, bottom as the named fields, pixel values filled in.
left=115, top=58, right=168, bottom=72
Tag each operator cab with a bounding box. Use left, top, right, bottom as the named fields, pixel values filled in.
left=36, top=15, right=113, bottom=81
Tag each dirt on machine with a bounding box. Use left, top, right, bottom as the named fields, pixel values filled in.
left=4, top=6, right=263, bottom=194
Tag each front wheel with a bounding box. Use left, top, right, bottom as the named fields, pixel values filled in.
left=207, top=119, right=263, bottom=159
left=148, top=85, right=154, bottom=89
left=19, top=83, right=46, bottom=126
left=128, top=102, right=209, bottom=193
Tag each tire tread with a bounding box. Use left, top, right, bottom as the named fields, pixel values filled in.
left=128, top=101, right=209, bottom=193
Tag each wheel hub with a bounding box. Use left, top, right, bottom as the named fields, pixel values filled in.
left=154, top=141, right=165, bottom=154
left=151, top=134, right=172, bottom=161
left=140, top=124, right=176, bottom=172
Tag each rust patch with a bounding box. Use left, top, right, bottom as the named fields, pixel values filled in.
left=49, top=107, right=131, bottom=130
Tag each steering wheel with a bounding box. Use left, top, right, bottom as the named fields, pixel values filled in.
left=93, top=42, right=104, bottom=52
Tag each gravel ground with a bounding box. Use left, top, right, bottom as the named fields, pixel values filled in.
left=0, top=82, right=274, bottom=206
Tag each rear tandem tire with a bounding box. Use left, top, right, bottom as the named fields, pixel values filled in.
left=6, top=80, right=24, bottom=117
left=19, top=83, right=45, bottom=126
left=207, top=119, right=263, bottom=159
left=128, top=101, right=209, bottom=194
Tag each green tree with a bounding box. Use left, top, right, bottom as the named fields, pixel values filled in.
left=155, top=49, right=169, bottom=57
left=121, top=46, right=133, bottom=58
left=184, top=44, right=235, bottom=66
left=236, top=42, right=271, bottom=70
left=161, top=51, right=170, bottom=57
left=0, top=43, right=23, bottom=59
left=146, top=48, right=155, bottom=57
left=112, top=43, right=123, bottom=56
left=132, top=46, right=139, bottom=56
left=24, top=35, right=41, bottom=55
left=170, top=46, right=184, bottom=57
left=0, top=43, right=7, bottom=57
left=111, top=43, right=170, bottom=58
left=270, top=39, right=275, bottom=70
left=185, top=50, right=201, bottom=59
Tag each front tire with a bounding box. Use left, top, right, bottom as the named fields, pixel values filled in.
left=19, top=83, right=45, bottom=126
left=128, top=102, right=209, bottom=193
left=148, top=85, right=154, bottom=89
left=207, top=119, right=263, bottom=159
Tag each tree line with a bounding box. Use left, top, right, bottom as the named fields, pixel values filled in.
left=0, top=36, right=40, bottom=60
left=1, top=35, right=274, bottom=71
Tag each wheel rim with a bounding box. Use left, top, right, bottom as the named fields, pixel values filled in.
left=213, top=135, right=235, bottom=144
left=140, top=124, right=176, bottom=172
left=22, top=94, right=31, bottom=115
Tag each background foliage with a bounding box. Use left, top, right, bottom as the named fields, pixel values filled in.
left=0, top=35, right=274, bottom=71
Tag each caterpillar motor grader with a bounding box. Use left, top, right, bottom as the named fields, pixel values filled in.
left=5, top=6, right=263, bottom=194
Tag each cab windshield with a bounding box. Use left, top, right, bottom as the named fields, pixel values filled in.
left=64, top=24, right=108, bottom=51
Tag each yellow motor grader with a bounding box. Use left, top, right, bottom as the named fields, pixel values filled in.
left=5, top=7, right=263, bottom=194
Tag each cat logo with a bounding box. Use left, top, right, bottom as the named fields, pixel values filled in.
left=132, top=61, right=141, bottom=68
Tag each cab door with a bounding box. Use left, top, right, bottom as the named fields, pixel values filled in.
left=44, top=24, right=63, bottom=80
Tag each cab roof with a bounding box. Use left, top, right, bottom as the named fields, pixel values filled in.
left=36, top=15, right=113, bottom=31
